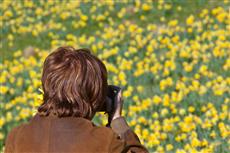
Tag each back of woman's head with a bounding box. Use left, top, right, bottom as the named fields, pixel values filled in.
left=37, top=46, right=108, bottom=119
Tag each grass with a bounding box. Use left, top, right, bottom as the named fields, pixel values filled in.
left=0, top=0, right=227, bottom=61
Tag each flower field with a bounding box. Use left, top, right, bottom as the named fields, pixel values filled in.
left=0, top=0, right=230, bottom=152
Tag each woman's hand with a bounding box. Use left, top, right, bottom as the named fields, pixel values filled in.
left=111, top=88, right=123, bottom=120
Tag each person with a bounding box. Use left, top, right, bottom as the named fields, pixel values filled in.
left=4, top=46, right=148, bottom=153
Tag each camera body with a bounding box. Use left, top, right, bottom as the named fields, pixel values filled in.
left=97, top=85, right=121, bottom=112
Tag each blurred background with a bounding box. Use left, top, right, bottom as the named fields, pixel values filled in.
left=0, top=0, right=229, bottom=152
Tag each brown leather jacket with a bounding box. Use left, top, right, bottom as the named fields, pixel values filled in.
left=4, top=113, right=148, bottom=153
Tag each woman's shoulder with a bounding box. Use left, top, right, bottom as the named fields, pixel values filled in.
left=4, top=122, right=27, bottom=146
left=8, top=122, right=27, bottom=135
left=91, top=124, right=114, bottom=134
left=90, top=124, right=120, bottom=139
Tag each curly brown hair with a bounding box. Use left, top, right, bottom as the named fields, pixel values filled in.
left=37, top=46, right=108, bottom=119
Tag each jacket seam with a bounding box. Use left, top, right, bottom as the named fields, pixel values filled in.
left=12, top=128, right=18, bottom=152
left=14, top=125, right=25, bottom=152
left=47, top=119, right=52, bottom=152
left=108, top=131, right=115, bottom=153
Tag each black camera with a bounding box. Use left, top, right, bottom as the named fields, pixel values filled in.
left=97, top=85, right=121, bottom=112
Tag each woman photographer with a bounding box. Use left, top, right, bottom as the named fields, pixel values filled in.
left=4, top=46, right=148, bottom=153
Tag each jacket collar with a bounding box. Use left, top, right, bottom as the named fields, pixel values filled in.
left=29, top=113, right=96, bottom=129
